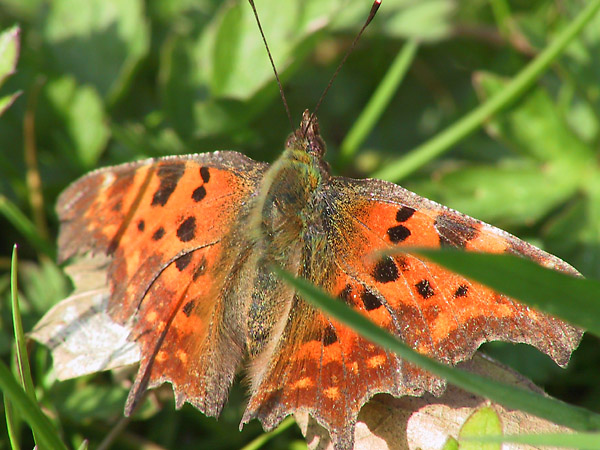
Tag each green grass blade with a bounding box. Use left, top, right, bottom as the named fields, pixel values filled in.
left=0, top=360, right=68, bottom=450
left=10, top=245, right=42, bottom=447
left=490, top=0, right=512, bottom=38
left=274, top=267, right=600, bottom=432
left=372, top=0, right=600, bottom=182
left=407, top=249, right=600, bottom=337
left=464, top=432, right=600, bottom=448
left=4, top=393, right=21, bottom=450
left=11, top=245, right=38, bottom=400
left=338, top=39, right=419, bottom=167
left=240, top=416, right=296, bottom=450
left=0, top=196, right=55, bottom=259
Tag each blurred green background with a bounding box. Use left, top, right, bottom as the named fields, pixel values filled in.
left=1, top=0, right=599, bottom=448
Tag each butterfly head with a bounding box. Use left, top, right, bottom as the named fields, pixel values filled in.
left=285, top=109, right=326, bottom=158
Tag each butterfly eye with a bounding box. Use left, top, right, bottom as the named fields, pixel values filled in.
left=285, top=134, right=296, bottom=149
left=308, top=136, right=326, bottom=157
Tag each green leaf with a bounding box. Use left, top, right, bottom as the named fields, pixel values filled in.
left=0, top=25, right=20, bottom=86
left=19, top=257, right=70, bottom=314
left=275, top=267, right=600, bottom=432
left=408, top=162, right=579, bottom=225
left=159, top=0, right=361, bottom=138
left=0, top=91, right=21, bottom=116
left=458, top=406, right=502, bottom=450
left=464, top=431, right=600, bottom=448
left=474, top=72, right=594, bottom=165
left=339, top=39, right=418, bottom=167
left=45, top=76, right=110, bottom=168
left=0, top=195, right=55, bottom=259
left=0, top=248, right=67, bottom=450
left=442, top=436, right=460, bottom=450
left=379, top=0, right=453, bottom=41
left=546, top=177, right=600, bottom=279
left=408, top=249, right=600, bottom=336
left=0, top=26, right=21, bottom=116
left=53, top=384, right=128, bottom=422
left=42, top=0, right=150, bottom=104
left=372, top=0, right=600, bottom=181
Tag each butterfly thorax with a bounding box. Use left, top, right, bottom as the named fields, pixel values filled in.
left=243, top=111, right=334, bottom=356
left=251, top=110, right=331, bottom=248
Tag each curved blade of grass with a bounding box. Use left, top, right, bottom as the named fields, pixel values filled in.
left=240, top=416, right=296, bottom=450
left=0, top=196, right=55, bottom=259
left=338, top=39, right=419, bottom=168
left=373, top=0, right=600, bottom=181
left=10, top=245, right=40, bottom=447
left=463, top=432, right=600, bottom=448
left=4, top=393, right=20, bottom=450
left=407, top=249, right=600, bottom=337
left=0, top=360, right=67, bottom=450
left=274, top=267, right=600, bottom=432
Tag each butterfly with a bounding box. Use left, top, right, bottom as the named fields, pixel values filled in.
left=32, top=109, right=582, bottom=449
left=30, top=2, right=583, bottom=448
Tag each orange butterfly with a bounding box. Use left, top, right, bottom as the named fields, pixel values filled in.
left=31, top=3, right=582, bottom=450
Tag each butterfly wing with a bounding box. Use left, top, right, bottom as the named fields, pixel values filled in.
left=243, top=176, right=582, bottom=450
left=33, top=152, right=268, bottom=417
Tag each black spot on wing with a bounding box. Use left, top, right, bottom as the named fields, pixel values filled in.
left=182, top=300, right=194, bottom=317
left=137, top=219, right=145, bottom=232
left=151, top=162, right=185, bottom=207
left=454, top=284, right=469, bottom=298
left=387, top=225, right=411, bottom=243
left=373, top=257, right=399, bottom=283
left=152, top=227, right=165, bottom=241
left=175, top=253, right=193, bottom=271
left=396, top=206, right=416, bottom=222
left=192, top=186, right=206, bottom=202
left=434, top=214, right=478, bottom=248
left=193, top=255, right=207, bottom=281
left=361, top=289, right=382, bottom=311
left=177, top=216, right=196, bottom=242
left=200, top=166, right=210, bottom=183
left=416, top=279, right=435, bottom=299
left=323, top=326, right=338, bottom=346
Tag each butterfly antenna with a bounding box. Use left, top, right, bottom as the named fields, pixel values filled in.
left=248, top=0, right=295, bottom=134
left=304, top=0, right=382, bottom=136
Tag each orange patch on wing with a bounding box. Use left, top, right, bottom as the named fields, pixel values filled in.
left=467, top=227, right=509, bottom=253
left=293, top=377, right=314, bottom=390
left=324, top=386, right=340, bottom=400
left=367, top=354, right=386, bottom=368
left=156, top=350, right=167, bottom=363
left=176, top=349, right=188, bottom=364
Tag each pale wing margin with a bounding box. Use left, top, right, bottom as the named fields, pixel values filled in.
left=30, top=254, right=140, bottom=379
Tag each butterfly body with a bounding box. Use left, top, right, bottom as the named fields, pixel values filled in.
left=32, top=110, right=582, bottom=450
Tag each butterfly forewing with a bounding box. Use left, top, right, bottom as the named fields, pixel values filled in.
left=48, top=152, right=270, bottom=416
